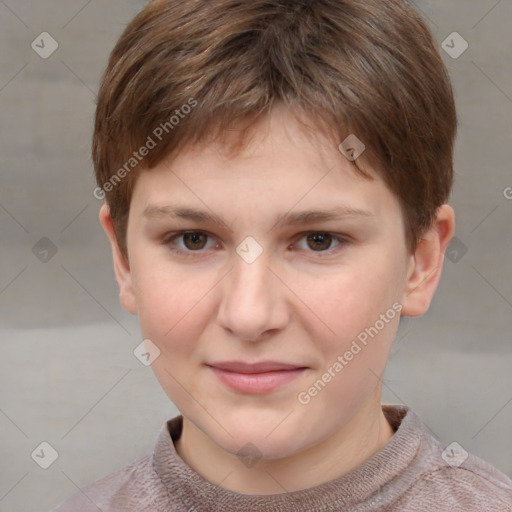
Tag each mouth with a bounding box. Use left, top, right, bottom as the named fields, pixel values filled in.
left=206, top=361, right=308, bottom=394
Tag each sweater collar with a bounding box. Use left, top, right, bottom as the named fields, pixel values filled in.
left=151, top=405, right=422, bottom=511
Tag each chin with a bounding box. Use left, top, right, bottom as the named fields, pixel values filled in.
left=224, top=435, right=301, bottom=462
left=207, top=415, right=312, bottom=462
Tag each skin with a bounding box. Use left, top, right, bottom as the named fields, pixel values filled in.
left=100, top=105, right=455, bottom=495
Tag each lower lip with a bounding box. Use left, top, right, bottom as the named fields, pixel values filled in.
left=209, top=367, right=306, bottom=394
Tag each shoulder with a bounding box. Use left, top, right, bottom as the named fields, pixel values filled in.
left=49, top=453, right=161, bottom=512
left=395, top=424, right=512, bottom=511
left=396, top=465, right=512, bottom=511
left=398, top=465, right=512, bottom=510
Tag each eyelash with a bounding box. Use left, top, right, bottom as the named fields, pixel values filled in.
left=163, top=231, right=350, bottom=259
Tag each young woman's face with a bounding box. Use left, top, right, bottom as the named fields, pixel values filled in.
left=119, top=106, right=414, bottom=460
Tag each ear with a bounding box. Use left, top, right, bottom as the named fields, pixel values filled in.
left=99, top=204, right=138, bottom=315
left=400, top=204, right=455, bottom=317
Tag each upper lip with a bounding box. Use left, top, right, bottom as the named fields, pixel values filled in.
left=207, top=361, right=306, bottom=373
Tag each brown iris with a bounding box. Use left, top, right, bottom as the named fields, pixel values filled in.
left=182, top=232, right=208, bottom=250
left=306, top=233, right=333, bottom=251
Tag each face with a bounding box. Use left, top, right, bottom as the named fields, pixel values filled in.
left=115, top=106, right=417, bottom=460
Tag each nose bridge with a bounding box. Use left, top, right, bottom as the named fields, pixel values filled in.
left=218, top=246, right=287, bottom=340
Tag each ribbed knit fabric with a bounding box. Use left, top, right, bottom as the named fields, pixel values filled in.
left=51, top=405, right=512, bottom=511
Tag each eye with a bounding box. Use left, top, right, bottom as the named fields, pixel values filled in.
left=294, top=232, right=348, bottom=254
left=163, top=230, right=349, bottom=259
left=165, top=231, right=218, bottom=255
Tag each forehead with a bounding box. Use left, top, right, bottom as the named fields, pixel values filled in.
left=190, top=106, right=370, bottom=175
left=130, top=107, right=401, bottom=224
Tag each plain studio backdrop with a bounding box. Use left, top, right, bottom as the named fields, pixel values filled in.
left=0, top=1, right=511, bottom=511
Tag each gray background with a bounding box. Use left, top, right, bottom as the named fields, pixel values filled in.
left=0, top=1, right=511, bottom=510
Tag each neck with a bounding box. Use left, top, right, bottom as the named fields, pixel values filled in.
left=175, top=392, right=394, bottom=495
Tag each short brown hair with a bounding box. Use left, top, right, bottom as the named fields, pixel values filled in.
left=93, top=0, right=457, bottom=260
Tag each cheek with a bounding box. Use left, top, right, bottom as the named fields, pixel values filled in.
left=298, top=261, right=400, bottom=351
left=292, top=260, right=402, bottom=415
left=132, top=262, right=216, bottom=407
left=132, top=258, right=214, bottom=352
left=297, top=270, right=400, bottom=422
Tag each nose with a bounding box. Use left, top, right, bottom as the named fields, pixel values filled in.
left=217, top=249, right=289, bottom=342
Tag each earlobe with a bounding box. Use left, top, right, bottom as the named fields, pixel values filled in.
left=99, top=204, right=138, bottom=315
left=401, top=204, right=455, bottom=317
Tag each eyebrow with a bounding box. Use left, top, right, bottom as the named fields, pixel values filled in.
left=143, top=203, right=374, bottom=229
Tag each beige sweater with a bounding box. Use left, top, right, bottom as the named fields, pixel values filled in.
left=51, top=406, right=512, bottom=511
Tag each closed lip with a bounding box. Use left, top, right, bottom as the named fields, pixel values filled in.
left=206, top=361, right=307, bottom=373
